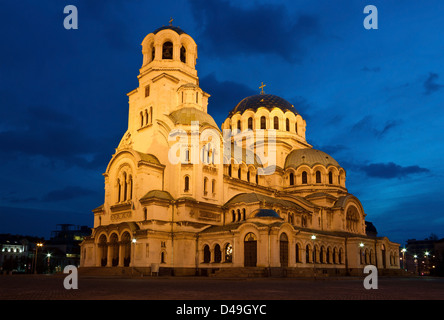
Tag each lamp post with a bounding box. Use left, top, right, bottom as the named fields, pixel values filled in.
left=424, top=251, right=430, bottom=275
left=46, top=253, right=51, bottom=273
left=413, top=254, right=418, bottom=275
left=401, top=248, right=406, bottom=271
left=359, top=242, right=365, bottom=266
left=311, top=235, right=316, bottom=278
left=33, top=243, right=43, bottom=274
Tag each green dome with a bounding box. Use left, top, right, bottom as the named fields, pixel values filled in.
left=285, top=148, right=340, bottom=169
left=168, top=108, right=219, bottom=129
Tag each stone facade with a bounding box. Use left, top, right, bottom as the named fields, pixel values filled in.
left=79, top=24, right=400, bottom=276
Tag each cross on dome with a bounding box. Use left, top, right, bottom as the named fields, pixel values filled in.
left=259, top=82, right=266, bottom=94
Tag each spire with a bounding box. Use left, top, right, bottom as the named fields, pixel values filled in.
left=169, top=17, right=174, bottom=26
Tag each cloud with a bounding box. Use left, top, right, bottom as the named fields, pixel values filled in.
left=359, top=162, right=430, bottom=179
left=189, top=0, right=320, bottom=62
left=200, top=73, right=257, bottom=124
left=41, top=186, right=97, bottom=202
left=423, top=72, right=444, bottom=95
left=0, top=105, right=114, bottom=170
left=351, top=115, right=400, bottom=139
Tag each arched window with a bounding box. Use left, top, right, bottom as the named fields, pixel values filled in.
left=247, top=170, right=250, bottom=182
left=143, top=207, right=147, bottom=221
left=117, top=179, right=121, bottom=203
left=346, top=206, right=360, bottom=232
left=184, top=176, right=190, bottom=192
left=145, top=109, right=148, bottom=126
left=225, top=243, right=233, bottom=262
left=231, top=210, right=235, bottom=222
left=237, top=120, right=241, bottom=132
left=302, top=171, right=308, bottom=184
left=286, top=118, right=290, bottom=131
left=228, top=164, right=232, bottom=177
left=129, top=175, right=133, bottom=200
left=149, top=107, right=153, bottom=124
left=203, top=177, right=208, bottom=195
left=260, top=116, right=266, bottom=129
left=242, top=208, right=246, bottom=220
left=161, top=251, right=166, bottom=264
left=295, top=122, right=298, bottom=134
left=212, top=179, right=216, bottom=194
left=295, top=243, right=301, bottom=263
left=162, top=41, right=173, bottom=59
left=248, top=117, right=253, bottom=130
left=140, top=111, right=144, bottom=127
left=306, top=245, right=311, bottom=263
left=214, top=244, right=221, bottom=263
left=203, top=245, right=210, bottom=263
left=123, top=172, right=128, bottom=201
left=329, top=171, right=333, bottom=184
left=238, top=167, right=241, bottom=179
left=274, top=116, right=279, bottom=129
left=180, top=45, right=186, bottom=63
left=289, top=172, right=294, bottom=185
left=316, top=171, right=321, bottom=183
left=151, top=46, right=155, bottom=61
left=237, top=209, right=241, bottom=221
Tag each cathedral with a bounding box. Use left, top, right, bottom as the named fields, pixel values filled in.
left=79, top=24, right=400, bottom=277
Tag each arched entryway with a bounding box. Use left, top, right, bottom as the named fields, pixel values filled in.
left=279, top=233, right=288, bottom=267
left=244, top=232, right=257, bottom=267
left=381, top=244, right=386, bottom=268
left=121, top=232, right=131, bottom=267
left=98, top=234, right=107, bottom=267
left=109, top=233, right=119, bottom=267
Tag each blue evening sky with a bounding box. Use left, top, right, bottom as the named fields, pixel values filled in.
left=0, top=0, right=443, bottom=244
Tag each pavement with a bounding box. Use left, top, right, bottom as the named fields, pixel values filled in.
left=0, top=274, right=443, bottom=300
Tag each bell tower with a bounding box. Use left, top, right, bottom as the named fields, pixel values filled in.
left=122, top=23, right=211, bottom=146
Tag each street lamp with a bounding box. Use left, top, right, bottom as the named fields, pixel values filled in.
left=311, top=235, right=316, bottom=278
left=46, top=253, right=51, bottom=273
left=401, top=248, right=407, bottom=271
left=359, top=242, right=365, bottom=265
left=33, top=243, right=43, bottom=274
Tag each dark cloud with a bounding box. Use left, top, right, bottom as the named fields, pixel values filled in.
left=189, top=0, right=320, bottom=62
left=0, top=105, right=115, bottom=170
left=359, top=162, right=430, bottom=179
left=423, top=72, right=444, bottom=95
left=200, top=73, right=257, bottom=125
left=41, top=186, right=97, bottom=202
left=315, top=144, right=349, bottom=155
left=351, top=116, right=400, bottom=139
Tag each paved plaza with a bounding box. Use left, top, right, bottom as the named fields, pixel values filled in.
left=0, top=274, right=443, bottom=300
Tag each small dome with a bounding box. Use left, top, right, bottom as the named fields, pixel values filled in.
left=285, top=148, right=340, bottom=169
left=228, top=94, right=298, bottom=117
left=168, top=108, right=219, bottom=129
left=251, top=209, right=282, bottom=219
left=153, top=25, right=187, bottom=35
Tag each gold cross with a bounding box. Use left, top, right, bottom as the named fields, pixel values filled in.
left=259, top=82, right=266, bottom=94
left=169, top=17, right=174, bottom=26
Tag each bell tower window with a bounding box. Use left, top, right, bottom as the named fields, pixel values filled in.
left=180, top=46, right=186, bottom=63
left=162, top=41, right=173, bottom=59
